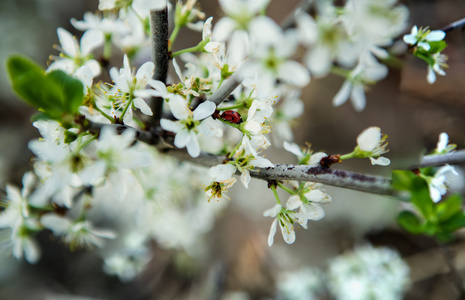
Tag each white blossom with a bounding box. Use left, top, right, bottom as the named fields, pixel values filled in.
left=355, top=127, right=390, bottom=166
left=427, top=165, right=459, bottom=203
left=48, top=27, right=103, bottom=77
left=160, top=96, right=222, bottom=157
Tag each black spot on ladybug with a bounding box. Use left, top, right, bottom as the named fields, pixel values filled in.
left=220, top=110, right=243, bottom=124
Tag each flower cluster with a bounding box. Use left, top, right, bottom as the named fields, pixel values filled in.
left=2, top=0, right=460, bottom=285
left=403, top=25, right=448, bottom=84
left=327, top=245, right=410, bottom=300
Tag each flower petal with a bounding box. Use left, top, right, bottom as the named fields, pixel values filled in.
left=193, top=101, right=216, bottom=120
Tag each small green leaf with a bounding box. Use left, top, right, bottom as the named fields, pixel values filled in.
left=428, top=40, right=447, bottom=54
left=392, top=170, right=416, bottom=191
left=411, top=181, right=436, bottom=223
left=64, top=130, right=78, bottom=144
left=7, top=55, right=50, bottom=109
left=440, top=213, right=465, bottom=233
left=397, top=211, right=424, bottom=234
left=6, top=54, right=84, bottom=121
left=436, top=194, right=464, bottom=223
left=46, top=70, right=84, bottom=115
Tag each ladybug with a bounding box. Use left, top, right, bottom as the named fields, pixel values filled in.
left=220, top=110, right=243, bottom=124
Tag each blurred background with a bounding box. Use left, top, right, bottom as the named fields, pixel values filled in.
left=0, top=0, right=465, bottom=299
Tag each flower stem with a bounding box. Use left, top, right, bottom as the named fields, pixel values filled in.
left=169, top=25, right=181, bottom=52
left=271, top=185, right=282, bottom=205
left=277, top=182, right=296, bottom=195
left=93, top=106, right=115, bottom=123
left=171, top=44, right=202, bottom=58
left=340, top=152, right=355, bottom=160
left=217, top=103, right=247, bottom=111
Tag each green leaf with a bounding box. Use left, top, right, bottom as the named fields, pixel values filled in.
left=428, top=40, right=447, bottom=54
left=436, top=194, right=464, bottom=223
left=397, top=211, right=424, bottom=234
left=411, top=180, right=436, bottom=223
left=46, top=70, right=84, bottom=115
left=6, top=55, right=84, bottom=121
left=7, top=55, right=50, bottom=109
left=440, top=213, right=465, bottom=233
left=392, top=170, right=416, bottom=191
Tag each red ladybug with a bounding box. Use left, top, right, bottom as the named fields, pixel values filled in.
left=220, top=110, right=243, bottom=124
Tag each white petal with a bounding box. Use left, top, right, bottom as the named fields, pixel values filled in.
left=309, top=152, right=327, bottom=166
left=427, top=66, right=436, bottom=84
left=279, top=220, right=296, bottom=244
left=264, top=204, right=282, bottom=217
left=357, top=127, right=381, bottom=152
left=251, top=156, right=274, bottom=168
left=83, top=60, right=101, bottom=77
left=57, top=28, right=77, bottom=57
left=301, top=203, right=325, bottom=220
left=304, top=190, right=326, bottom=203
left=350, top=84, right=366, bottom=112
left=240, top=170, right=251, bottom=189
left=278, top=61, right=310, bottom=87
left=426, top=30, right=445, bottom=42
left=136, top=62, right=155, bottom=82
left=133, top=97, right=153, bottom=116
left=186, top=134, right=200, bottom=158
left=198, top=118, right=223, bottom=137
left=212, top=17, right=236, bottom=42
left=41, top=214, right=72, bottom=234
left=369, top=157, right=391, bottom=166
left=283, top=141, right=303, bottom=159
left=23, top=237, right=40, bottom=264
left=172, top=58, right=184, bottom=82
left=208, top=164, right=236, bottom=181
left=286, top=195, right=303, bottom=210
left=333, top=80, right=351, bottom=107
left=437, top=132, right=449, bottom=152
left=307, top=45, right=332, bottom=77
left=160, top=119, right=183, bottom=133
left=174, top=129, right=192, bottom=148
left=429, top=185, right=442, bottom=203
left=267, top=219, right=278, bottom=247
left=402, top=34, right=417, bottom=45
left=169, top=95, right=191, bottom=120
left=193, top=101, right=216, bottom=120
left=80, top=29, right=104, bottom=55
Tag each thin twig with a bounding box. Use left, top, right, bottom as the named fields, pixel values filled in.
left=441, top=17, right=465, bottom=33
left=206, top=71, right=243, bottom=106
left=149, top=8, right=169, bottom=126
left=414, top=150, right=465, bottom=169
left=280, top=0, right=313, bottom=29
left=252, top=164, right=394, bottom=196
left=84, top=120, right=465, bottom=197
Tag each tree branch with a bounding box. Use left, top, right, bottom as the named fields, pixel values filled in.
left=414, top=150, right=465, bottom=169
left=441, top=17, right=465, bottom=33
left=149, top=8, right=169, bottom=126
left=280, top=0, right=312, bottom=29
left=84, top=119, right=465, bottom=197
left=206, top=71, right=243, bottom=106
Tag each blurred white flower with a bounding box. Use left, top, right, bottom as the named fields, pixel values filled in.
left=403, top=25, right=445, bottom=51
left=48, top=27, right=103, bottom=77
left=277, top=267, right=323, bottom=300
left=41, top=214, right=116, bottom=248
left=426, top=165, right=458, bottom=203
left=327, top=245, right=409, bottom=300
left=427, top=52, right=447, bottom=84
left=435, top=132, right=456, bottom=154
